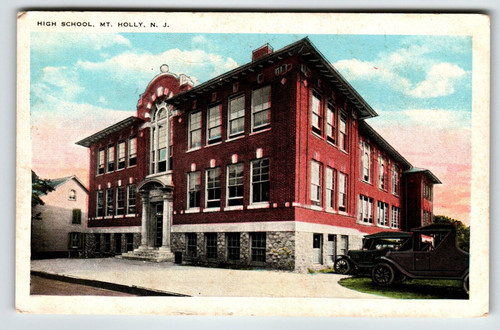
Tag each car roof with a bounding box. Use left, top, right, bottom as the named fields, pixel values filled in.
left=364, top=231, right=413, bottom=239
left=410, top=223, right=456, bottom=233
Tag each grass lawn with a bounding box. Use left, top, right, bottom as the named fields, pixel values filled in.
left=339, top=276, right=469, bottom=299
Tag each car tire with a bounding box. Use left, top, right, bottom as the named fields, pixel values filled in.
left=334, top=258, right=351, bottom=274
left=371, top=263, right=395, bottom=286
left=463, top=273, right=469, bottom=294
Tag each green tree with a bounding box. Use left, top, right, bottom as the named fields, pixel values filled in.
left=433, top=215, right=470, bottom=252
left=32, top=171, right=54, bottom=220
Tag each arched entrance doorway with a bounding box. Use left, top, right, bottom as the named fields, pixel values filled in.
left=121, top=177, right=174, bottom=262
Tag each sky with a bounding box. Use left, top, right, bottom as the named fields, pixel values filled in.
left=30, top=32, right=473, bottom=224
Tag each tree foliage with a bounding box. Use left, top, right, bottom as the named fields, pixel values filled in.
left=32, top=171, right=54, bottom=220
left=433, top=215, right=470, bottom=252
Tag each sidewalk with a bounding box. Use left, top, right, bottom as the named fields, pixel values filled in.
left=31, top=258, right=384, bottom=298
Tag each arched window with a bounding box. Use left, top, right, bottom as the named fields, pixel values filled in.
left=69, top=189, right=76, bottom=201
left=150, top=102, right=171, bottom=174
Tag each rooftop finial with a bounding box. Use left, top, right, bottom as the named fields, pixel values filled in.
left=160, top=64, right=169, bottom=73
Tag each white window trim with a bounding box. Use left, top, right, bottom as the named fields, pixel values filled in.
left=325, top=167, right=334, bottom=210
left=250, top=158, right=270, bottom=205
left=226, top=163, right=244, bottom=207
left=187, top=171, right=201, bottom=210
left=227, top=94, right=245, bottom=139
left=207, top=104, right=222, bottom=145
left=310, top=160, right=321, bottom=206
left=188, top=111, right=202, bottom=151
left=205, top=167, right=221, bottom=209
left=251, top=85, right=271, bottom=132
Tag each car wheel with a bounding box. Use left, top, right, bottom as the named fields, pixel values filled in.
left=371, top=263, right=395, bottom=286
left=463, top=273, right=469, bottom=294
left=334, top=258, right=351, bottom=274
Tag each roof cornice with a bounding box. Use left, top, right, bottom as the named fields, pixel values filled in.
left=75, top=116, right=143, bottom=147
left=166, top=37, right=377, bottom=119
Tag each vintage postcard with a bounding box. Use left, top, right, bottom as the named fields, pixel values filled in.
left=17, top=12, right=489, bottom=316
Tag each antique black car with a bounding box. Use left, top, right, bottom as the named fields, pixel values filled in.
left=334, top=231, right=413, bottom=275
left=370, top=224, right=469, bottom=293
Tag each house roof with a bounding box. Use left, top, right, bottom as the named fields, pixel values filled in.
left=364, top=231, right=413, bottom=239
left=47, top=175, right=89, bottom=194
left=75, top=116, right=143, bottom=147
left=405, top=167, right=442, bottom=184
left=166, top=37, right=378, bottom=120
left=358, top=120, right=412, bottom=170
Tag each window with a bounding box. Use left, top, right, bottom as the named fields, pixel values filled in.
left=117, top=141, right=126, bottom=169
left=107, top=145, right=115, bottom=172
left=326, top=101, right=335, bottom=144
left=358, top=195, right=373, bottom=224
left=391, top=165, right=399, bottom=195
left=391, top=206, right=400, bottom=229
left=338, top=173, right=347, bottom=212
left=69, top=232, right=83, bottom=249
left=150, top=107, right=170, bottom=173
left=105, top=188, right=113, bottom=217
left=127, top=185, right=136, bottom=214
left=377, top=201, right=389, bottom=227
left=325, top=167, right=335, bottom=209
left=72, top=209, right=82, bottom=224
left=228, top=95, right=245, bottom=137
left=311, top=90, right=322, bottom=135
left=104, top=233, right=111, bottom=252
left=313, top=233, right=323, bottom=264
left=68, top=189, right=76, bottom=201
left=339, top=111, right=348, bottom=152
left=327, top=235, right=337, bottom=263
left=96, top=190, right=104, bottom=217
left=94, top=233, right=101, bottom=253
left=424, top=184, right=433, bottom=201
left=97, top=148, right=105, bottom=175
left=252, top=85, right=271, bottom=131
left=115, top=233, right=122, bottom=253
left=128, top=136, right=137, bottom=167
left=206, top=168, right=221, bottom=208
left=378, top=156, right=386, bottom=190
left=227, top=233, right=240, bottom=261
left=251, top=158, right=270, bottom=204
left=186, top=233, right=197, bottom=257
left=340, top=235, right=349, bottom=255
left=205, top=233, right=217, bottom=259
left=310, top=160, right=322, bottom=206
left=227, top=163, right=244, bottom=206
left=361, top=141, right=371, bottom=182
left=126, top=233, right=134, bottom=252
left=116, top=186, right=125, bottom=215
left=188, top=111, right=202, bottom=149
left=251, top=232, right=266, bottom=263
left=207, top=104, right=222, bottom=144
left=187, top=172, right=201, bottom=209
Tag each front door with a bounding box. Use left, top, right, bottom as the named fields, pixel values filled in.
left=155, top=203, right=163, bottom=247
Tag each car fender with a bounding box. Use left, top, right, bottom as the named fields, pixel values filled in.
left=376, top=256, right=413, bottom=278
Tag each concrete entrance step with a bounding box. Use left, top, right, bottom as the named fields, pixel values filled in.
left=119, top=248, right=175, bottom=263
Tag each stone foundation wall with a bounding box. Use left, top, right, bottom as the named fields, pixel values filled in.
left=85, top=232, right=140, bottom=257
left=171, top=231, right=295, bottom=271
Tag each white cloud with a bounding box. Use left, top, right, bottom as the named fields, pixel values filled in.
left=407, top=63, right=466, bottom=98
left=76, top=48, right=239, bottom=84
left=372, top=108, right=471, bottom=130
left=32, top=66, right=83, bottom=100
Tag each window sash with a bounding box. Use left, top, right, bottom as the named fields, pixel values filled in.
left=252, top=86, right=271, bottom=130
left=128, top=137, right=137, bottom=166
left=116, top=187, right=125, bottom=215
left=378, top=157, right=386, bottom=189
left=227, top=164, right=244, bottom=206
left=227, top=233, right=240, bottom=261
left=392, top=165, right=399, bottom=194
left=117, top=142, right=126, bottom=169
left=358, top=195, right=373, bottom=223
left=186, top=233, right=197, bottom=257
left=338, top=173, right=347, bottom=211
left=251, top=233, right=266, bottom=262
left=339, top=112, right=347, bottom=151
left=377, top=202, right=389, bottom=226
left=310, top=160, right=321, bottom=205
left=105, top=188, right=113, bottom=216
left=311, top=91, right=321, bottom=133
left=207, top=105, right=222, bottom=143
left=127, top=185, right=136, bottom=214
left=251, top=158, right=269, bottom=203
left=391, top=206, right=400, bottom=228
left=206, top=168, right=221, bottom=208
left=107, top=145, right=115, bottom=172
left=326, top=102, right=335, bottom=143
left=189, top=112, right=202, bottom=149
left=72, top=209, right=82, bottom=224
left=188, top=172, right=201, bottom=209
left=96, top=191, right=104, bottom=217
left=98, top=149, right=105, bottom=174
left=229, top=95, right=245, bottom=136
left=325, top=167, right=335, bottom=209
left=205, top=233, right=218, bottom=259
left=362, top=142, right=371, bottom=182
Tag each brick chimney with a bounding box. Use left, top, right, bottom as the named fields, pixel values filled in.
left=252, top=43, right=273, bottom=61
